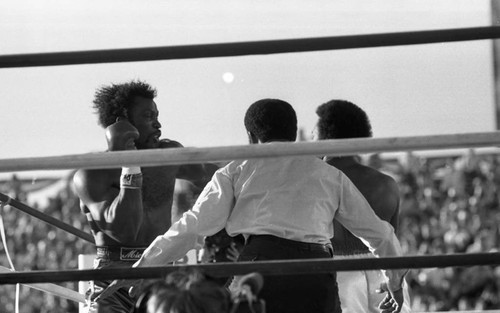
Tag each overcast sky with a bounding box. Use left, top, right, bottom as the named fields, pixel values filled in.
left=0, top=0, right=496, bottom=178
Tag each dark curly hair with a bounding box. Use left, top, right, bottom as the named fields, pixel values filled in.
left=244, top=99, right=297, bottom=142
left=315, top=100, right=372, bottom=139
left=135, top=268, right=231, bottom=313
left=92, top=80, right=157, bottom=128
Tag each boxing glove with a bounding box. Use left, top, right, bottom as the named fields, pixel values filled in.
left=105, top=117, right=140, bottom=151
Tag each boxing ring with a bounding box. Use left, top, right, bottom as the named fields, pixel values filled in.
left=1, top=26, right=500, bottom=312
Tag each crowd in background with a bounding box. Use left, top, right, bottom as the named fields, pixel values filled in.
left=0, top=172, right=94, bottom=313
left=0, top=150, right=499, bottom=312
left=383, top=150, right=500, bottom=311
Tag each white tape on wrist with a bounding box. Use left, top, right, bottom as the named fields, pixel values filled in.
left=120, top=167, right=143, bottom=189
left=122, top=167, right=141, bottom=175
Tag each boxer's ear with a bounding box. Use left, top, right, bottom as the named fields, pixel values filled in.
left=247, top=131, right=258, bottom=144
left=115, top=108, right=129, bottom=123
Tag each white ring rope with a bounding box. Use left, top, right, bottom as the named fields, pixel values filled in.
left=0, top=131, right=499, bottom=172
left=0, top=132, right=495, bottom=304
left=1, top=25, right=499, bottom=310
left=0, top=265, right=85, bottom=304
left=0, top=200, right=20, bottom=312
left=0, top=201, right=85, bottom=304
left=0, top=200, right=16, bottom=271
left=0, top=23, right=497, bottom=313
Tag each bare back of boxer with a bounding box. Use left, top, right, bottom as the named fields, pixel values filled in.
left=314, top=99, right=410, bottom=313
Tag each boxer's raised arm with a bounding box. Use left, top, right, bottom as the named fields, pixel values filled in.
left=73, top=118, right=145, bottom=243
left=74, top=168, right=144, bottom=243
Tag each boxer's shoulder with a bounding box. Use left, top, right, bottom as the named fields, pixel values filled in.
left=73, top=168, right=120, bottom=202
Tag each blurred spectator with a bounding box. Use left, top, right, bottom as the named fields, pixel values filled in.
left=395, top=150, right=500, bottom=311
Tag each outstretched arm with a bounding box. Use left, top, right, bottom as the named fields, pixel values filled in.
left=334, top=173, right=407, bottom=312
left=95, top=170, right=234, bottom=302
left=137, top=170, right=233, bottom=267
left=384, top=177, right=401, bottom=235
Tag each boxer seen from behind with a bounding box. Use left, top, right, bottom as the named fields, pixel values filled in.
left=313, top=99, right=412, bottom=313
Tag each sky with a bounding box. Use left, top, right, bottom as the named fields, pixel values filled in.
left=0, top=0, right=496, bottom=178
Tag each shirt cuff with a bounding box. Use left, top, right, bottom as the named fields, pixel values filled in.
left=133, top=232, right=200, bottom=268
left=385, top=268, right=408, bottom=292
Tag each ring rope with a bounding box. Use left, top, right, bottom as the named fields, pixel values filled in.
left=0, top=132, right=498, bottom=172
left=0, top=193, right=94, bottom=244
left=0, top=200, right=86, bottom=304
left=0, top=25, right=498, bottom=309
left=0, top=200, right=14, bottom=269
left=0, top=26, right=498, bottom=68
left=0, top=266, right=85, bottom=303
left=0, top=252, right=498, bottom=285
left=0, top=200, right=20, bottom=312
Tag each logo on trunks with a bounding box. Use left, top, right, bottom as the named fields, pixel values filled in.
left=120, top=248, right=145, bottom=261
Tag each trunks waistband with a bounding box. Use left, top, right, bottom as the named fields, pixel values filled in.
left=96, top=246, right=147, bottom=261
left=333, top=248, right=371, bottom=256
left=246, top=235, right=333, bottom=255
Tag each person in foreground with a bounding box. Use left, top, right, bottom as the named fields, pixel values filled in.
left=314, top=99, right=412, bottom=313
left=98, top=98, right=407, bottom=313
left=73, top=80, right=216, bottom=312
left=133, top=268, right=231, bottom=313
